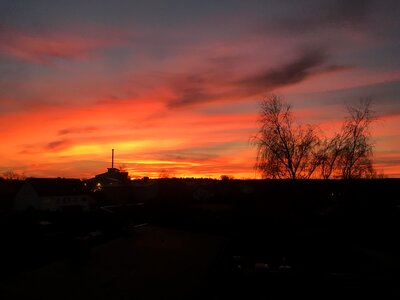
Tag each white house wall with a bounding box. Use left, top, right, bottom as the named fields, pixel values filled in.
left=15, top=182, right=92, bottom=211
left=14, top=182, right=40, bottom=210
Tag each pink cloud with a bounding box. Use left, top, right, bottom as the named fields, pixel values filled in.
left=0, top=25, right=122, bottom=63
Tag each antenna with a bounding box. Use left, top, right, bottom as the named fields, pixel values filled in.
left=112, top=149, right=114, bottom=169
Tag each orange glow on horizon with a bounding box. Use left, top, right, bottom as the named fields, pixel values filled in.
left=1, top=92, right=400, bottom=179
left=1, top=8, right=400, bottom=179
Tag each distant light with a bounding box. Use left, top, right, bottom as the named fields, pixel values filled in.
left=94, top=182, right=102, bottom=192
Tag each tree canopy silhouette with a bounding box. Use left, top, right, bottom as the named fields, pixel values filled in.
left=253, top=95, right=320, bottom=179
left=338, top=99, right=376, bottom=178
left=1, top=170, right=26, bottom=180
left=254, top=95, right=377, bottom=179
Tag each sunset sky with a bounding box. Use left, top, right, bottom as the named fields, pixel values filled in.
left=1, top=0, right=399, bottom=179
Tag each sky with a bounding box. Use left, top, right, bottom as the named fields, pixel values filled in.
left=0, top=0, right=400, bottom=179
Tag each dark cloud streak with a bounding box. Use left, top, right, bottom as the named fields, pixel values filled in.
left=45, top=139, right=70, bottom=151
left=236, top=48, right=327, bottom=93
left=274, top=0, right=372, bottom=33
left=168, top=48, right=350, bottom=108
left=58, top=126, right=99, bottom=136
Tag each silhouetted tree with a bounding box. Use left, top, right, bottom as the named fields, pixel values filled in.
left=253, top=95, right=320, bottom=179
left=158, top=169, right=172, bottom=179
left=336, top=99, right=376, bottom=179
left=220, top=175, right=234, bottom=180
left=318, top=133, right=347, bottom=179
left=253, top=96, right=377, bottom=179
left=2, top=170, right=26, bottom=180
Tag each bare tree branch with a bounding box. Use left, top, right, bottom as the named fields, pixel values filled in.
left=253, top=96, right=377, bottom=179
left=253, top=95, right=320, bottom=179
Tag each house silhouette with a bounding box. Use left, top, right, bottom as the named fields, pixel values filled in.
left=14, top=178, right=91, bottom=211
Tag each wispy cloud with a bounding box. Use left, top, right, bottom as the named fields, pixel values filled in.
left=58, top=126, right=99, bottom=136
left=19, top=139, right=72, bottom=155
left=235, top=48, right=328, bottom=93
left=0, top=25, right=121, bottom=64
left=45, top=139, right=70, bottom=151
left=168, top=48, right=351, bottom=108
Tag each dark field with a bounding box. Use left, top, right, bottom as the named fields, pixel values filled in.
left=1, top=179, right=399, bottom=298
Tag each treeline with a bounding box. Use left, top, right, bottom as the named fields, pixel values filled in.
left=253, top=95, right=378, bottom=179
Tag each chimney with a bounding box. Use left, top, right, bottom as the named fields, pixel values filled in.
left=112, top=149, right=114, bottom=169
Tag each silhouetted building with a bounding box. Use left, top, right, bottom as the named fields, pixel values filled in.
left=87, top=149, right=130, bottom=189
left=14, top=178, right=92, bottom=211
left=92, top=167, right=130, bottom=187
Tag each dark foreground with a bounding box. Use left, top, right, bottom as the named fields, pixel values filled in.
left=0, top=225, right=225, bottom=299
left=1, top=179, right=400, bottom=298
left=1, top=222, right=399, bottom=299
